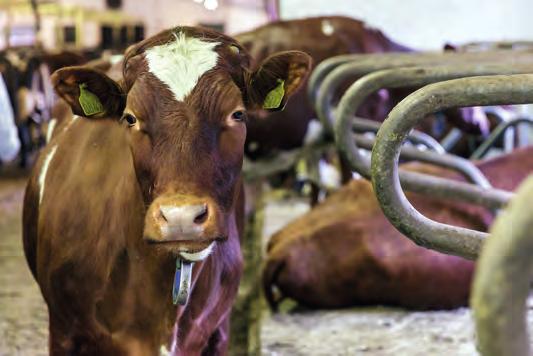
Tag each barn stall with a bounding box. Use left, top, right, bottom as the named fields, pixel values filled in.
left=1, top=0, right=533, bottom=355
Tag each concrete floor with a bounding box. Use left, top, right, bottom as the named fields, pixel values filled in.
left=1, top=175, right=532, bottom=355
left=0, top=175, right=48, bottom=356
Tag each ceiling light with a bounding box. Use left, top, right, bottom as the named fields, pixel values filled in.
left=204, top=0, right=218, bottom=11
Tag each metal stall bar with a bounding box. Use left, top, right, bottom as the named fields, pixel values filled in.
left=353, top=117, right=445, bottom=153
left=371, top=74, right=533, bottom=259
left=317, top=51, right=533, bottom=133
left=471, top=177, right=533, bottom=356
left=336, top=62, right=533, bottom=178
left=354, top=134, right=491, bottom=188
left=308, top=49, right=533, bottom=105
left=470, top=117, right=533, bottom=159
left=308, top=52, right=415, bottom=104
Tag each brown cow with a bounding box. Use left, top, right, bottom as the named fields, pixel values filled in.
left=236, top=16, right=411, bottom=159
left=263, top=147, right=533, bottom=310
left=236, top=16, right=490, bottom=159
left=23, top=26, right=311, bottom=355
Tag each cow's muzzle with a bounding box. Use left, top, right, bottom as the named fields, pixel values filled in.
left=144, top=194, right=228, bottom=259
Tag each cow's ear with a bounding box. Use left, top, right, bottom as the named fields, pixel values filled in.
left=51, top=66, right=125, bottom=118
left=247, top=51, right=312, bottom=112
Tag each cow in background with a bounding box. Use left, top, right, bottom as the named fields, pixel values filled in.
left=237, top=17, right=502, bottom=160
left=23, top=26, right=310, bottom=355
left=263, top=147, right=533, bottom=310
left=236, top=16, right=413, bottom=159
left=0, top=49, right=88, bottom=167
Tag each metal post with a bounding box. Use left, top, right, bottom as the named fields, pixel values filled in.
left=470, top=117, right=533, bottom=159
left=371, top=74, right=533, bottom=259
left=471, top=177, right=533, bottom=356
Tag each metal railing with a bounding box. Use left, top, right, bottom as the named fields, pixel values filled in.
left=370, top=74, right=533, bottom=259
left=471, top=176, right=533, bottom=356
left=335, top=62, right=533, bottom=180
left=310, top=51, right=533, bottom=133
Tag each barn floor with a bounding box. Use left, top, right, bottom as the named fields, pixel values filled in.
left=1, top=173, right=532, bottom=355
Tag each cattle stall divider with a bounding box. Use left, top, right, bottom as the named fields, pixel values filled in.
left=352, top=134, right=491, bottom=189
left=470, top=117, right=533, bottom=159
left=309, top=50, right=533, bottom=133
left=335, top=62, right=533, bottom=143
left=370, top=74, right=533, bottom=260
left=332, top=64, right=533, bottom=212
left=351, top=117, right=445, bottom=153
left=471, top=176, right=533, bottom=356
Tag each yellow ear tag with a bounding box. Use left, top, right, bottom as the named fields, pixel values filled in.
left=79, top=83, right=104, bottom=116
left=263, top=79, right=285, bottom=110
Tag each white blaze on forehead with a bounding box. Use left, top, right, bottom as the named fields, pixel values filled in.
left=38, top=145, right=58, bottom=205
left=145, top=32, right=220, bottom=102
left=180, top=242, right=215, bottom=262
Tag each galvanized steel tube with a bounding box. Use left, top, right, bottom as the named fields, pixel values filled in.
left=318, top=51, right=533, bottom=133
left=470, top=117, right=533, bottom=159
left=471, top=177, right=533, bottom=356
left=371, top=74, right=533, bottom=259
left=336, top=62, right=533, bottom=177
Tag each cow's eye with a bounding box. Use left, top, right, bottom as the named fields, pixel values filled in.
left=121, top=114, right=137, bottom=127
left=231, top=110, right=246, bottom=122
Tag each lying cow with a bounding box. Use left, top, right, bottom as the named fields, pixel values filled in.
left=263, top=147, right=533, bottom=310
left=23, top=26, right=311, bottom=355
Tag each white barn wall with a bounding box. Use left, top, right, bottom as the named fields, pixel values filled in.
left=280, top=0, right=533, bottom=50
left=121, top=0, right=267, bottom=36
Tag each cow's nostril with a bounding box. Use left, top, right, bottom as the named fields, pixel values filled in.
left=194, top=205, right=208, bottom=225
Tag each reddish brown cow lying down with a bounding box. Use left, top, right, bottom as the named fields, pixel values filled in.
left=23, top=27, right=311, bottom=355
left=263, top=147, right=533, bottom=310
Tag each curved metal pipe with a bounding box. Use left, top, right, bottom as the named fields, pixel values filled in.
left=470, top=117, right=533, bottom=159
left=354, top=134, right=491, bottom=189
left=371, top=74, right=533, bottom=259
left=471, top=177, right=533, bottom=356
left=318, top=52, right=533, bottom=133
left=353, top=117, right=445, bottom=154
left=336, top=62, right=533, bottom=176
left=307, top=52, right=395, bottom=103
left=439, top=128, right=464, bottom=151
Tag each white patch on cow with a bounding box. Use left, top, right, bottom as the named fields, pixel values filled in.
left=38, top=145, right=58, bottom=205
left=46, top=118, right=57, bottom=143
left=145, top=32, right=220, bottom=102
left=321, top=20, right=334, bottom=36
left=160, top=204, right=206, bottom=238
left=180, top=242, right=215, bottom=262
left=72, top=115, right=79, bottom=122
